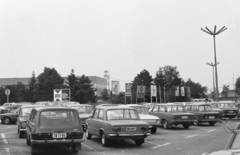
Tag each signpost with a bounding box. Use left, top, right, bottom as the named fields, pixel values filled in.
left=54, top=89, right=71, bottom=102
left=136, top=85, right=145, bottom=104
left=5, top=89, right=10, bottom=103
left=125, top=83, right=132, bottom=104
left=151, top=85, right=157, bottom=103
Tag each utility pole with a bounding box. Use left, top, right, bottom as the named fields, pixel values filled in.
left=206, top=62, right=220, bottom=101
left=201, top=25, right=227, bottom=102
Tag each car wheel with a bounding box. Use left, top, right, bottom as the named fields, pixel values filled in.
left=19, top=131, right=24, bottom=138
left=209, top=122, right=215, bottom=126
left=135, top=139, right=144, bottom=146
left=71, top=144, right=79, bottom=153
left=193, top=119, right=199, bottom=126
left=163, top=120, right=169, bottom=129
left=86, top=128, right=92, bottom=140
left=183, top=124, right=189, bottom=129
left=101, top=132, right=110, bottom=147
left=3, top=117, right=11, bottom=124
left=151, top=127, right=157, bottom=134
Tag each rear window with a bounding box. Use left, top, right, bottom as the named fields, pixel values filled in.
left=132, top=106, right=148, bottom=114
left=199, top=105, right=212, bottom=111
left=107, top=109, right=139, bottom=120
left=40, top=110, right=79, bottom=128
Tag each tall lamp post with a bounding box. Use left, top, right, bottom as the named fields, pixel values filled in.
left=206, top=62, right=220, bottom=101
left=201, top=25, right=227, bottom=102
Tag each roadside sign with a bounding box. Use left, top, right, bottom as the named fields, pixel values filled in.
left=5, top=89, right=10, bottom=95
left=181, top=87, right=185, bottom=96
left=151, top=85, right=156, bottom=97
left=175, top=87, right=179, bottom=96
left=125, top=83, right=131, bottom=96
left=137, top=85, right=145, bottom=98
left=54, top=89, right=71, bottom=101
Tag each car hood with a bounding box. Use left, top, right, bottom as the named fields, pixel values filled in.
left=212, top=108, right=223, bottom=112
left=79, top=113, right=91, bottom=119
left=201, top=111, right=220, bottom=115
left=138, top=114, right=159, bottom=120
left=0, top=112, right=15, bottom=116
left=221, top=108, right=238, bottom=111
left=108, top=120, right=149, bottom=126
left=204, top=148, right=240, bottom=155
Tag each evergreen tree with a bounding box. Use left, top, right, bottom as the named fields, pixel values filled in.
left=27, top=71, right=37, bottom=102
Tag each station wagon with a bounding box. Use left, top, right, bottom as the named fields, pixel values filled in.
left=149, top=103, right=195, bottom=129
left=86, top=106, right=150, bottom=146
left=26, top=107, right=85, bottom=154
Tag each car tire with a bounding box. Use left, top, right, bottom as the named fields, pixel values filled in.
left=163, top=120, right=169, bottom=129
left=151, top=127, right=157, bottom=134
left=183, top=124, right=189, bottom=129
left=209, top=122, right=215, bottom=126
left=19, top=130, right=24, bottom=138
left=3, top=117, right=11, bottom=125
left=71, top=144, right=79, bottom=153
left=193, top=119, right=199, bottom=126
left=101, top=132, right=110, bottom=147
left=135, top=139, right=144, bottom=146
left=86, top=128, right=92, bottom=140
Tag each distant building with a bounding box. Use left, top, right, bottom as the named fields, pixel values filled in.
left=0, top=76, right=107, bottom=98
left=220, top=90, right=240, bottom=98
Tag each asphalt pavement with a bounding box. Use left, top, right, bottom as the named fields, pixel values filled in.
left=0, top=120, right=238, bottom=155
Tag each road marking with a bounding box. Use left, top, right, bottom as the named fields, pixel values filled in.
left=1, top=133, right=5, bottom=139
left=207, top=129, right=216, bottom=132
left=5, top=148, right=10, bottom=155
left=185, top=134, right=198, bottom=138
left=146, top=141, right=155, bottom=144
left=82, top=143, right=97, bottom=152
left=152, top=143, right=170, bottom=149
left=3, top=139, right=8, bottom=144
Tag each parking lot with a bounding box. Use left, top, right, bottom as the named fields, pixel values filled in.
left=0, top=120, right=238, bottom=155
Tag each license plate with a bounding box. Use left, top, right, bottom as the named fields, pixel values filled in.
left=52, top=133, right=67, bottom=138
left=182, top=116, right=188, bottom=119
left=209, top=116, right=215, bottom=119
left=126, top=127, right=136, bottom=131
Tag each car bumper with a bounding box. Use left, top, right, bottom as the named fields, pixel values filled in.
left=222, top=114, right=238, bottom=117
left=31, top=138, right=85, bottom=145
left=108, top=133, right=150, bottom=140
left=171, top=120, right=194, bottom=125
left=199, top=119, right=219, bottom=122
left=19, top=128, right=26, bottom=132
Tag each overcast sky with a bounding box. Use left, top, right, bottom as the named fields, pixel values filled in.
left=0, top=0, right=239, bottom=92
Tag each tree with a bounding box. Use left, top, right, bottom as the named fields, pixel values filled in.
left=235, top=77, right=240, bottom=94
left=27, top=71, right=37, bottom=102
left=35, top=67, right=64, bottom=101
left=73, top=75, right=97, bottom=103
left=66, top=69, right=78, bottom=101
left=185, top=78, right=207, bottom=99
left=154, top=66, right=180, bottom=102
left=222, top=84, right=230, bottom=93
left=101, top=88, right=109, bottom=101
left=131, top=69, right=153, bottom=103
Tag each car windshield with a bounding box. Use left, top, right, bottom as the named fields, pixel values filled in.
left=40, top=110, right=79, bottom=128
left=107, top=109, right=139, bottom=120
left=131, top=107, right=148, bottom=114
left=168, top=105, right=184, bottom=112
left=71, top=106, right=93, bottom=114
left=199, top=105, right=212, bottom=111
left=210, top=104, right=218, bottom=108
left=21, top=107, right=33, bottom=116
left=218, top=103, right=233, bottom=108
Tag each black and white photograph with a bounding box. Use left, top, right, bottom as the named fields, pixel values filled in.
left=0, top=0, right=240, bottom=155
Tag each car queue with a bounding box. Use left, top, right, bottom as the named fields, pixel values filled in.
left=0, top=100, right=239, bottom=154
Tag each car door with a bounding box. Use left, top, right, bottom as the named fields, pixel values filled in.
left=27, top=109, right=37, bottom=137
left=149, top=105, right=160, bottom=117
left=88, top=109, right=99, bottom=135
left=95, top=109, right=104, bottom=137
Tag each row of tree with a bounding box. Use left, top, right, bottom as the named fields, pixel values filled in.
left=0, top=67, right=96, bottom=104
left=101, top=66, right=208, bottom=104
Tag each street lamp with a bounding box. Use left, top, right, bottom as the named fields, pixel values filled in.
left=206, top=62, right=220, bottom=101
left=201, top=25, right=227, bottom=102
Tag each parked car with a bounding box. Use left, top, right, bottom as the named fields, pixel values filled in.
left=120, top=104, right=160, bottom=134
left=62, top=101, right=80, bottom=107
left=68, top=104, right=94, bottom=131
left=9, top=102, right=32, bottom=113
left=208, top=101, right=239, bottom=119
left=203, top=119, right=240, bottom=155
left=0, top=108, right=19, bottom=124
left=185, top=103, right=220, bottom=126
left=17, top=105, right=45, bottom=138
left=149, top=103, right=195, bottom=129
left=95, top=103, right=119, bottom=108
left=26, top=106, right=85, bottom=154
left=86, top=106, right=150, bottom=146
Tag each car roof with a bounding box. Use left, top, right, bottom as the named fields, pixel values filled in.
left=68, top=104, right=92, bottom=107
left=154, top=103, right=185, bottom=106
left=121, top=104, right=145, bottom=107
left=33, top=106, right=76, bottom=111
left=21, top=105, right=45, bottom=108
left=185, top=102, right=211, bottom=106
left=96, top=106, right=135, bottom=110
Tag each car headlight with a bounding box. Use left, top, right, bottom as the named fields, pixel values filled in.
left=21, top=122, right=27, bottom=128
